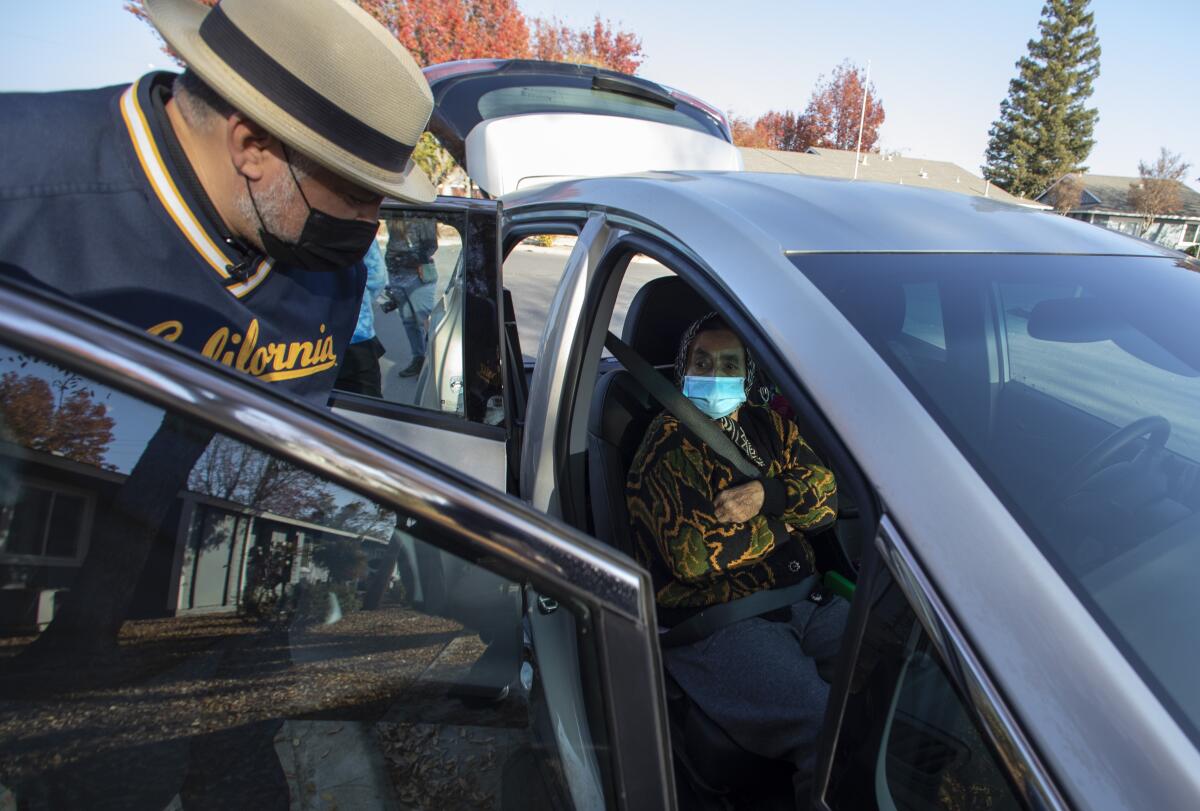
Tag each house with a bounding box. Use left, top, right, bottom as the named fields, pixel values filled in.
left=1037, top=174, right=1200, bottom=253
left=738, top=146, right=1044, bottom=207
left=0, top=442, right=394, bottom=634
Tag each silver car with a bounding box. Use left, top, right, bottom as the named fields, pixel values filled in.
left=2, top=60, right=1199, bottom=811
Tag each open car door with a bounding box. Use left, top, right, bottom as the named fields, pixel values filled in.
left=330, top=60, right=741, bottom=497
left=0, top=277, right=674, bottom=810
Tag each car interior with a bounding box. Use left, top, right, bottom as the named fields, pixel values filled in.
left=514, top=245, right=879, bottom=809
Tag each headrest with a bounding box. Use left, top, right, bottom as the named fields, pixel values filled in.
left=621, top=277, right=713, bottom=367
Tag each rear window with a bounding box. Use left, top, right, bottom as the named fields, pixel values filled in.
left=435, top=71, right=729, bottom=144
left=794, top=252, right=1200, bottom=744
left=477, top=84, right=724, bottom=140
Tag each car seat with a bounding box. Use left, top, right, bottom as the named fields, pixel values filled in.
left=587, top=276, right=711, bottom=555
left=586, top=277, right=796, bottom=806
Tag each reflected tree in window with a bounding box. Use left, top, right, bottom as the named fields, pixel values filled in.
left=187, top=436, right=400, bottom=620
left=188, top=435, right=332, bottom=521
left=0, top=369, right=115, bottom=468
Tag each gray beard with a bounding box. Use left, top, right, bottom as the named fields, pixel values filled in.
left=236, top=168, right=305, bottom=248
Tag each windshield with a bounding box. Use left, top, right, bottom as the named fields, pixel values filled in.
left=794, top=252, right=1200, bottom=741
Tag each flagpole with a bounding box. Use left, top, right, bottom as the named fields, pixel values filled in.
left=853, top=59, right=871, bottom=180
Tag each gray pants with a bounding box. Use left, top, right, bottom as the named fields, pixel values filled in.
left=663, top=596, right=849, bottom=782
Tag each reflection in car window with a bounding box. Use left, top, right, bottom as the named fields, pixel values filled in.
left=880, top=641, right=1022, bottom=811
left=999, top=282, right=1200, bottom=460
left=826, top=580, right=1024, bottom=811
left=797, top=253, right=1200, bottom=746
left=0, top=349, right=603, bottom=808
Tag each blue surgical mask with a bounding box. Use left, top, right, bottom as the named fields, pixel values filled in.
left=682, top=375, right=746, bottom=420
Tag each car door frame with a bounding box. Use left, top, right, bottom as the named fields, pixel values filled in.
left=812, top=514, right=1069, bottom=811
left=329, top=195, right=511, bottom=492
left=0, top=276, right=677, bottom=811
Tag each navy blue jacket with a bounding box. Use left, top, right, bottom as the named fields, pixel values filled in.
left=0, top=73, right=365, bottom=406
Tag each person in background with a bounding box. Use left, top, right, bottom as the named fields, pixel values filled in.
left=384, top=216, right=440, bottom=378
left=335, top=238, right=388, bottom=397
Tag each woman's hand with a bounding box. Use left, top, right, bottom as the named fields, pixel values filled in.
left=714, top=480, right=765, bottom=523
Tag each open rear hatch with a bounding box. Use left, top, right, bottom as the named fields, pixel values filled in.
left=423, top=59, right=743, bottom=197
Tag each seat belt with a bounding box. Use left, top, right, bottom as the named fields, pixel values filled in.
left=604, top=332, right=760, bottom=480
left=604, top=332, right=828, bottom=645
left=659, top=575, right=822, bottom=648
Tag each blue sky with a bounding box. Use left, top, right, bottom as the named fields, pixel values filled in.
left=4, top=0, right=1197, bottom=189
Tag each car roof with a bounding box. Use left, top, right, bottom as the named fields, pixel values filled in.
left=504, top=171, right=1178, bottom=257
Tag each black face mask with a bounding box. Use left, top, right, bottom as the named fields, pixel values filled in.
left=246, top=148, right=378, bottom=274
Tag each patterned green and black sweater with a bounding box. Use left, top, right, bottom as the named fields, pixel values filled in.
left=626, top=405, right=838, bottom=624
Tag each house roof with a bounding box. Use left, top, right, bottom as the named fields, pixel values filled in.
left=737, top=146, right=1040, bottom=207
left=1039, top=174, right=1200, bottom=219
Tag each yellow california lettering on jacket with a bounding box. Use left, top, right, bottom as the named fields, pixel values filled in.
left=147, top=319, right=337, bottom=383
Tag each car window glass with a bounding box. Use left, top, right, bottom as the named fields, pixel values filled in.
left=825, top=581, right=1025, bottom=811
left=474, top=83, right=727, bottom=141
left=602, top=254, right=674, bottom=359
left=880, top=641, right=1022, bottom=811
left=797, top=253, right=1200, bottom=747
left=334, top=211, right=468, bottom=417
left=900, top=282, right=946, bottom=351
left=998, top=282, right=1200, bottom=460
left=0, top=349, right=607, bottom=809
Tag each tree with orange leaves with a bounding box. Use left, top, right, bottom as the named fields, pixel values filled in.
left=531, top=16, right=644, bottom=75
left=732, top=110, right=818, bottom=152
left=802, top=60, right=884, bottom=152
left=127, top=1, right=641, bottom=72
left=732, top=62, right=883, bottom=153
left=0, top=370, right=115, bottom=469
left=360, top=0, right=531, bottom=66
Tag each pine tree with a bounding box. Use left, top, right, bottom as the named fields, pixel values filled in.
left=983, top=0, right=1100, bottom=199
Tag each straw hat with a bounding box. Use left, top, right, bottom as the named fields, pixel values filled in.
left=145, top=0, right=435, bottom=202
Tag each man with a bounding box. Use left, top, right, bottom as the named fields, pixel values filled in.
left=0, top=4, right=436, bottom=802
left=334, top=238, right=389, bottom=397
left=626, top=312, right=844, bottom=800
left=0, top=0, right=436, bottom=405
left=383, top=215, right=440, bottom=378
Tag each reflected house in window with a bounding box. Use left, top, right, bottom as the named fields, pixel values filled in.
left=1037, top=174, right=1200, bottom=253
left=0, top=439, right=395, bottom=635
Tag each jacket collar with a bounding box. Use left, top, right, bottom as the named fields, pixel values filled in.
left=119, top=73, right=273, bottom=298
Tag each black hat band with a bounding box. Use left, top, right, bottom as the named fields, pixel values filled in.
left=199, top=5, right=414, bottom=173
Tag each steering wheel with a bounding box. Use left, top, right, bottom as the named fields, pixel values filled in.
left=1059, top=415, right=1171, bottom=499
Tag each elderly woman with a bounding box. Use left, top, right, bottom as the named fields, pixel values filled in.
left=626, top=312, right=846, bottom=794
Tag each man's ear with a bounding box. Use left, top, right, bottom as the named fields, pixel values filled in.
left=227, top=113, right=277, bottom=182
